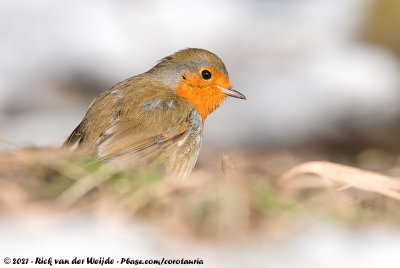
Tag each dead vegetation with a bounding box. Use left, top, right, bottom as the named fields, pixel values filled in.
left=1, top=142, right=400, bottom=241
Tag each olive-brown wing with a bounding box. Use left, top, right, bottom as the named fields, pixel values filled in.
left=93, top=101, right=193, bottom=165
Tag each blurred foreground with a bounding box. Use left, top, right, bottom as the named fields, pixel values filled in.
left=1, top=145, right=400, bottom=267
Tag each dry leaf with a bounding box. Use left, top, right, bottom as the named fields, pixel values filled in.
left=278, top=161, right=400, bottom=201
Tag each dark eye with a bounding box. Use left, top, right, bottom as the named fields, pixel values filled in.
left=201, top=69, right=212, bottom=80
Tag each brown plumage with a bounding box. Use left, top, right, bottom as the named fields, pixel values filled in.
left=64, top=48, right=246, bottom=178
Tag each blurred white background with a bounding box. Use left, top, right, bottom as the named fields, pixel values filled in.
left=1, top=0, right=400, bottom=149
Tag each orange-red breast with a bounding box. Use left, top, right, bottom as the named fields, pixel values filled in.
left=63, top=48, right=246, bottom=178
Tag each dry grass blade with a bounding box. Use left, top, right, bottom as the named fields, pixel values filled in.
left=0, top=136, right=21, bottom=151
left=57, top=164, right=116, bottom=207
left=221, top=154, right=235, bottom=175
left=278, top=161, right=400, bottom=201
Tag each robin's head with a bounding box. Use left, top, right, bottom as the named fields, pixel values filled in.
left=150, top=48, right=246, bottom=122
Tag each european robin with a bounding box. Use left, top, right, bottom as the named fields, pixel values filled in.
left=64, top=48, right=246, bottom=178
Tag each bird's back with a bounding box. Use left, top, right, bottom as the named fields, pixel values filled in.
left=64, top=74, right=203, bottom=178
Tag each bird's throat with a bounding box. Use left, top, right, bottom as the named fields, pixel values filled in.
left=175, top=81, right=226, bottom=124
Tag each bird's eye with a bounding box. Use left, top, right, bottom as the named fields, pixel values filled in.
left=201, top=69, right=212, bottom=80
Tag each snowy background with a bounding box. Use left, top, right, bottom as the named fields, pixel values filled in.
left=2, top=214, right=400, bottom=268
left=1, top=0, right=399, bottom=148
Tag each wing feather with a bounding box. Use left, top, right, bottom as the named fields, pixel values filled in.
left=64, top=77, right=201, bottom=176
left=93, top=102, right=193, bottom=167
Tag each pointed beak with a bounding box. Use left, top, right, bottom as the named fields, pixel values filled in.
left=219, top=87, right=246, bottom=100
